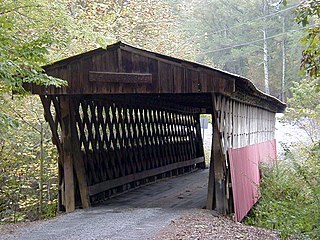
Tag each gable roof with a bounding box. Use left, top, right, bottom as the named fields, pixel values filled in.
left=25, top=41, right=286, bottom=113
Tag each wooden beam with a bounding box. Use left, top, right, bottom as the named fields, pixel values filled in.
left=207, top=131, right=215, bottom=210
left=207, top=93, right=227, bottom=214
left=40, top=96, right=63, bottom=163
left=70, top=98, right=90, bottom=209
left=194, top=114, right=206, bottom=169
left=60, top=96, right=75, bottom=213
left=88, top=157, right=204, bottom=196
left=89, top=71, right=152, bottom=84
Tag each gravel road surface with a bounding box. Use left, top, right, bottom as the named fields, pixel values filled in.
left=0, top=207, right=187, bottom=240
left=0, top=208, right=279, bottom=240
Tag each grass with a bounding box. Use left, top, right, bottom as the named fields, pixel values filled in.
left=244, top=142, right=320, bottom=239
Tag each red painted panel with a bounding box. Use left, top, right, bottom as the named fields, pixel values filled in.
left=228, top=139, right=277, bottom=222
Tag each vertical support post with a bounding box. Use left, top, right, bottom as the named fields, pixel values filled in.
left=194, top=113, right=206, bottom=169
left=207, top=127, right=215, bottom=209
left=60, top=96, right=75, bottom=213
left=69, top=98, right=90, bottom=209
left=207, top=93, right=227, bottom=214
left=57, top=163, right=64, bottom=211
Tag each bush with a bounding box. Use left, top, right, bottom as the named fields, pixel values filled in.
left=0, top=96, right=58, bottom=224
left=245, top=142, right=320, bottom=239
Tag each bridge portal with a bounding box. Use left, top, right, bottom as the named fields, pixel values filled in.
left=25, top=42, right=285, bottom=221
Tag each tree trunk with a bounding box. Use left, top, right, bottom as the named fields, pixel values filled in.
left=39, top=122, right=44, bottom=220
left=263, top=0, right=270, bottom=95
left=281, top=15, right=286, bottom=101
left=263, top=28, right=270, bottom=94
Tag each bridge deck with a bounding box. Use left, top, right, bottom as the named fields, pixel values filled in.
left=101, top=169, right=209, bottom=209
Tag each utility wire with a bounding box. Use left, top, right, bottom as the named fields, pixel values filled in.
left=198, top=24, right=315, bottom=55
left=188, top=3, right=300, bottom=38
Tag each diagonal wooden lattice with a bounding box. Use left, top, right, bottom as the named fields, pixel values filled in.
left=40, top=95, right=63, bottom=157
left=72, top=97, right=204, bottom=201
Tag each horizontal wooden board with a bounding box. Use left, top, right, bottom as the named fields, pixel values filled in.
left=88, top=157, right=205, bottom=196
left=89, top=71, right=152, bottom=84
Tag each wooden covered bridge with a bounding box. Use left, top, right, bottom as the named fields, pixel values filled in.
left=25, top=42, right=285, bottom=221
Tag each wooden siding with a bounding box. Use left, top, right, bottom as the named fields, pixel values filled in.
left=24, top=42, right=285, bottom=113
left=207, top=93, right=278, bottom=214
left=37, top=48, right=234, bottom=96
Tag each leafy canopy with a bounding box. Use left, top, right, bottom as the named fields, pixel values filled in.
left=0, top=0, right=66, bottom=95
left=295, top=0, right=320, bottom=80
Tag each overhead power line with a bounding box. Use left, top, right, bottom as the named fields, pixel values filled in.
left=190, top=3, right=300, bottom=38
left=198, top=24, right=315, bottom=55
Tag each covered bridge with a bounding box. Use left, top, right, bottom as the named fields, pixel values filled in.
left=25, top=42, right=285, bottom=222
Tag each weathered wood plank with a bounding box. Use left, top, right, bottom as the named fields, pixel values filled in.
left=89, top=71, right=152, bottom=84
left=60, top=96, right=75, bottom=213
left=40, top=96, right=62, bottom=160
left=70, top=98, right=90, bottom=209
left=106, top=169, right=208, bottom=209
left=88, top=157, right=204, bottom=196
left=207, top=93, right=227, bottom=214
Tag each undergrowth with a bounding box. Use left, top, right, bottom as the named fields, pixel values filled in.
left=245, top=142, right=320, bottom=239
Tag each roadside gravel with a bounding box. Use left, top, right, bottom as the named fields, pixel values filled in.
left=1, top=208, right=279, bottom=240
left=153, top=209, right=279, bottom=240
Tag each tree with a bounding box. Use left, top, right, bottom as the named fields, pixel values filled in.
left=0, top=0, right=68, bottom=149
left=284, top=78, right=320, bottom=143
left=295, top=0, right=320, bottom=81
left=175, top=0, right=304, bottom=98
left=0, top=96, right=58, bottom=222
left=0, top=0, right=66, bottom=94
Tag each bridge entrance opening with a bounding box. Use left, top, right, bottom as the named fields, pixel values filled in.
left=24, top=42, right=285, bottom=220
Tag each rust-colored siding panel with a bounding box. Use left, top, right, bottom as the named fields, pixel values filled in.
left=228, top=139, right=277, bottom=222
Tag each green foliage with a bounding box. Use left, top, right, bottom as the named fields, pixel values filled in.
left=246, top=63, right=319, bottom=238
left=245, top=143, right=320, bottom=239
left=295, top=0, right=320, bottom=28
left=0, top=96, right=58, bottom=223
left=283, top=78, right=320, bottom=142
left=0, top=0, right=67, bottom=93
left=176, top=0, right=303, bottom=97
left=295, top=0, right=320, bottom=79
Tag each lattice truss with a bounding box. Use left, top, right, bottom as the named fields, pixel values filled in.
left=40, top=95, right=63, bottom=159
left=214, top=94, right=276, bottom=156
left=40, top=95, right=203, bottom=201
left=74, top=97, right=202, bottom=187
